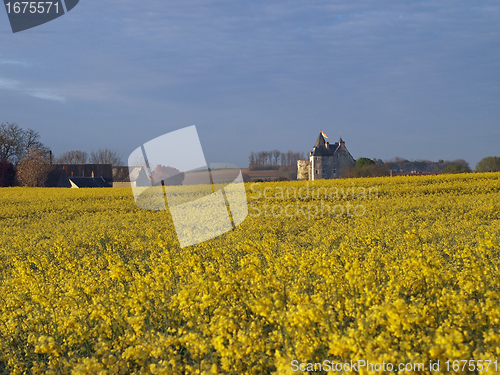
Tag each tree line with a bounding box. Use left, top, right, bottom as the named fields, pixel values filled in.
left=0, top=122, right=123, bottom=187
left=55, top=149, right=122, bottom=165
left=341, top=156, right=500, bottom=178
left=248, top=150, right=305, bottom=170
left=381, top=156, right=500, bottom=174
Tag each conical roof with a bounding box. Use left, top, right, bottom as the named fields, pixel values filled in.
left=314, top=132, right=326, bottom=148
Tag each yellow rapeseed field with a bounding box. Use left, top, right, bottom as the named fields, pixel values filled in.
left=1, top=173, right=499, bottom=374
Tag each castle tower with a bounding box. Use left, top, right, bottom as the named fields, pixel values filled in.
left=311, top=132, right=327, bottom=180
left=297, top=131, right=356, bottom=181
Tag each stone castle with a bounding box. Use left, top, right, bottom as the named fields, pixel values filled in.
left=297, top=132, right=355, bottom=180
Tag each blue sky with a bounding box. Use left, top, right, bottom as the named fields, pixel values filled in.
left=1, top=0, right=499, bottom=168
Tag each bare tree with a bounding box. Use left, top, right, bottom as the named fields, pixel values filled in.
left=0, top=122, right=23, bottom=163
left=56, top=150, right=88, bottom=164
left=0, top=123, right=47, bottom=165
left=89, top=149, right=123, bottom=166
left=272, top=149, right=280, bottom=166
left=24, top=128, right=46, bottom=151
left=248, top=152, right=256, bottom=168
left=16, top=146, right=53, bottom=187
left=260, top=151, right=269, bottom=166
left=249, top=149, right=306, bottom=170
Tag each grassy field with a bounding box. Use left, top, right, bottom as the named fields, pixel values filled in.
left=1, top=173, right=499, bottom=374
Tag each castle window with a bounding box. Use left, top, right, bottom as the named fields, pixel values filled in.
left=315, top=169, right=318, bottom=174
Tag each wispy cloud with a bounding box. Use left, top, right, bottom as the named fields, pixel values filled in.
left=0, top=59, right=30, bottom=66
left=0, top=78, right=20, bottom=89
left=28, top=89, right=66, bottom=102
left=0, top=58, right=64, bottom=101
left=0, top=76, right=65, bottom=102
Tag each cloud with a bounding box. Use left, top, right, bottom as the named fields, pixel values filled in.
left=28, top=89, right=66, bottom=102
left=0, top=78, right=20, bottom=89
left=0, top=59, right=30, bottom=66
left=0, top=58, right=64, bottom=101
left=0, top=76, right=65, bottom=102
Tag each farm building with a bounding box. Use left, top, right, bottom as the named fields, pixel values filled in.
left=45, top=164, right=113, bottom=188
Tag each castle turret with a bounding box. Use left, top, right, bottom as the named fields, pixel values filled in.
left=314, top=132, right=326, bottom=148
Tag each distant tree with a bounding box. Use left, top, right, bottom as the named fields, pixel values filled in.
left=0, top=122, right=27, bottom=163
left=0, top=160, right=16, bottom=187
left=262, top=151, right=270, bottom=166
left=441, top=164, right=472, bottom=174
left=356, top=157, right=376, bottom=169
left=56, top=150, right=88, bottom=164
left=448, top=159, right=470, bottom=169
left=0, top=122, right=48, bottom=165
left=16, top=146, right=53, bottom=187
left=286, top=150, right=294, bottom=166
left=384, top=157, right=471, bottom=174
left=476, top=156, right=500, bottom=172
left=341, top=164, right=390, bottom=178
left=89, top=149, right=123, bottom=166
left=340, top=166, right=356, bottom=178
left=275, top=176, right=290, bottom=182
left=248, top=152, right=256, bottom=169
left=249, top=149, right=304, bottom=170
left=272, top=149, right=281, bottom=166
